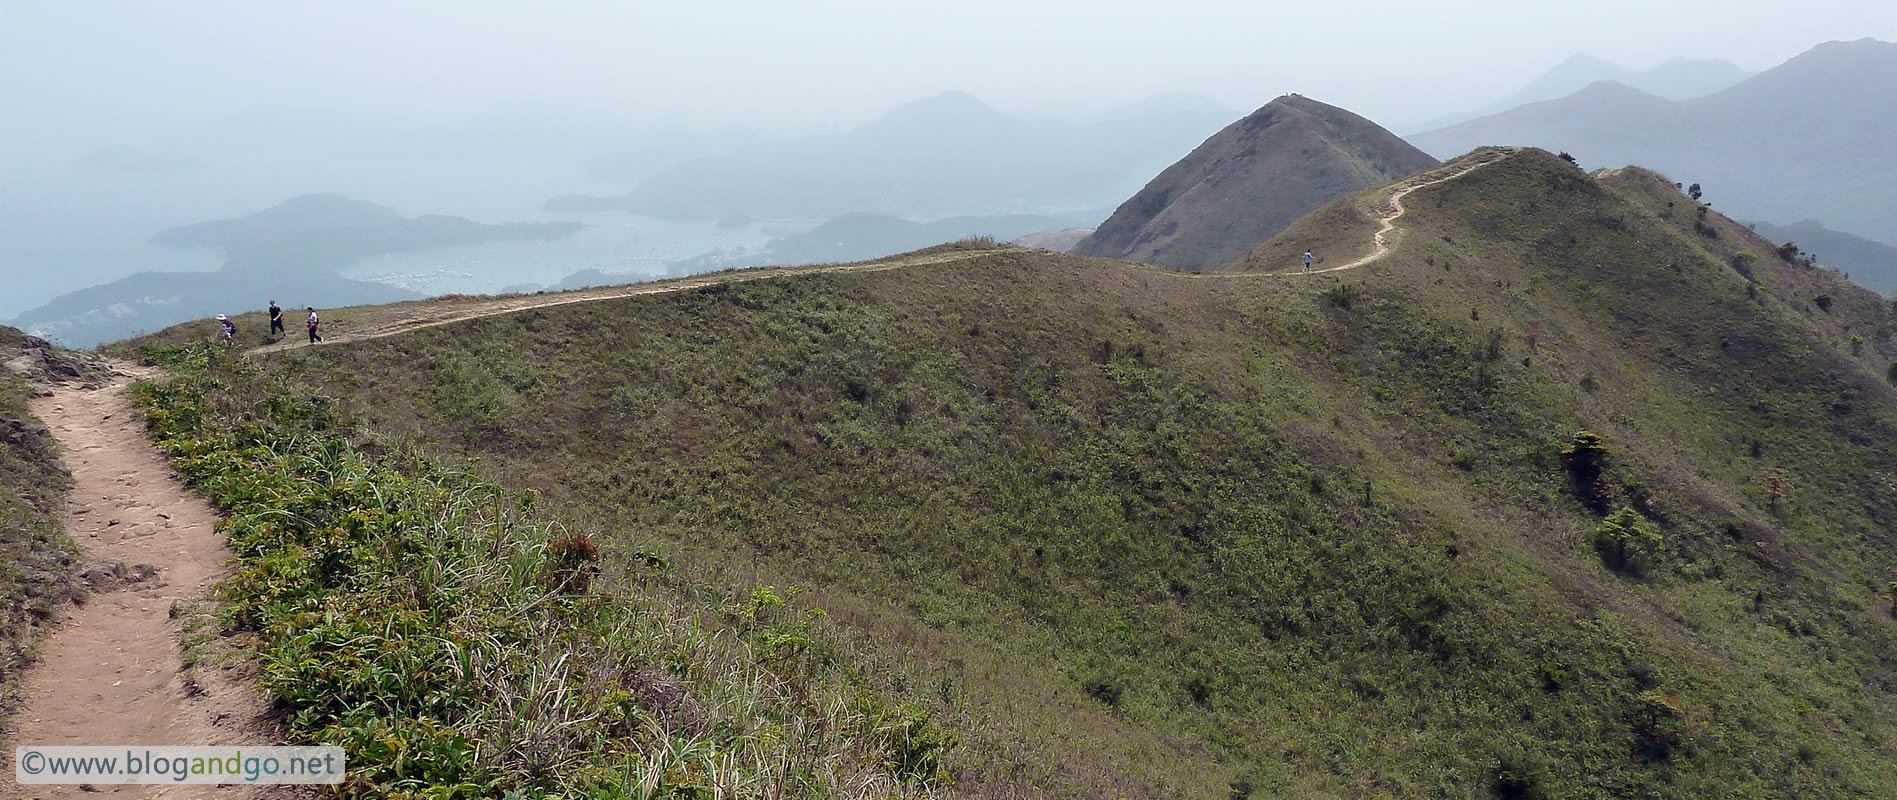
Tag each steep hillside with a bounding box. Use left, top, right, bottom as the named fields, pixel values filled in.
left=1410, top=38, right=1897, bottom=245
left=0, top=328, right=81, bottom=725
left=1073, top=95, right=1437, bottom=271
left=122, top=150, right=1897, bottom=798
left=1749, top=219, right=1897, bottom=293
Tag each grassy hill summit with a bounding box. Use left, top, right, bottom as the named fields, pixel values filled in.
left=1072, top=94, right=1438, bottom=272
left=115, top=147, right=1897, bottom=797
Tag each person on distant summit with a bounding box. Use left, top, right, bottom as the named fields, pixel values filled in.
left=216, top=314, right=235, bottom=346
left=268, top=300, right=284, bottom=337
left=1303, top=250, right=1314, bottom=273
left=306, top=307, right=324, bottom=344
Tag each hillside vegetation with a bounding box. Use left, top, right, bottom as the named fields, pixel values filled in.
left=0, top=328, right=80, bottom=725
left=125, top=149, right=1897, bottom=798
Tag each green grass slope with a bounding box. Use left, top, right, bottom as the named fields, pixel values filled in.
left=124, top=150, right=1897, bottom=798
left=0, top=327, right=79, bottom=725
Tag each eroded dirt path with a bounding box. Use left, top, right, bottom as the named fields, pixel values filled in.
left=249, top=249, right=992, bottom=355
left=4, top=367, right=275, bottom=799
left=1285, top=146, right=1520, bottom=276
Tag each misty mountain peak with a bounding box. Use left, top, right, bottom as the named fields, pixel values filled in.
left=866, top=91, right=1006, bottom=128
left=1074, top=95, right=1437, bottom=271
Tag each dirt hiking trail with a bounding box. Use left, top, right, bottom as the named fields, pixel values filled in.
left=249, top=249, right=991, bottom=355
left=1298, top=146, right=1520, bottom=275
left=3, top=368, right=277, bottom=800
left=244, top=152, right=1517, bottom=356
left=240, top=149, right=1521, bottom=359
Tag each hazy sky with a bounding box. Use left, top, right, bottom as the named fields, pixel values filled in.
left=8, top=0, right=1895, bottom=150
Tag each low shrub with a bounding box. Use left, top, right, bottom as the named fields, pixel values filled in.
left=1489, top=748, right=1547, bottom=800
left=1593, top=508, right=1664, bottom=576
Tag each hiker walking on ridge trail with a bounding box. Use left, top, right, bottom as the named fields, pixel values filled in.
left=268, top=299, right=284, bottom=337
left=306, top=306, right=324, bottom=344
left=1303, top=250, right=1314, bottom=273
left=216, top=314, right=235, bottom=346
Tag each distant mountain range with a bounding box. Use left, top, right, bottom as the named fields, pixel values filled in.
left=543, top=92, right=1239, bottom=221
left=655, top=211, right=1099, bottom=278
left=10, top=271, right=416, bottom=350
left=153, top=194, right=583, bottom=272
left=11, top=195, right=582, bottom=346
left=1073, top=95, right=1438, bottom=271
left=1410, top=38, right=1897, bottom=247
left=1749, top=219, right=1897, bottom=293
left=1402, top=53, right=1752, bottom=133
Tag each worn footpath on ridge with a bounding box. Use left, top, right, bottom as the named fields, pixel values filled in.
left=2, top=368, right=276, bottom=800
left=247, top=151, right=1517, bottom=357
left=248, top=249, right=994, bottom=355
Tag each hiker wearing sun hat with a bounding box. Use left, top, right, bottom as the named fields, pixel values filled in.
left=216, top=313, right=235, bottom=346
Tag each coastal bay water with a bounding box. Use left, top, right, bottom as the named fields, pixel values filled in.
left=339, top=211, right=813, bottom=296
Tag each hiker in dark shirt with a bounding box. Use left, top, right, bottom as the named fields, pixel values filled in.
left=268, top=300, right=284, bottom=337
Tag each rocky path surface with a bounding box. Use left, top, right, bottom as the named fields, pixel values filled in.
left=3, top=367, right=275, bottom=799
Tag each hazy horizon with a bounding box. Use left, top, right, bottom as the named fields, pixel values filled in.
left=5, top=1, right=1894, bottom=327
left=8, top=1, right=1895, bottom=157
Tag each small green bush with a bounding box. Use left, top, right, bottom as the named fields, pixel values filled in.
left=1537, top=663, right=1568, bottom=693
left=1561, top=431, right=1612, bottom=510
left=1593, top=508, right=1664, bottom=576
left=1489, top=748, right=1547, bottom=800
left=1730, top=250, right=1757, bottom=279
left=1632, top=690, right=1686, bottom=762
left=1084, top=676, right=1124, bottom=708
